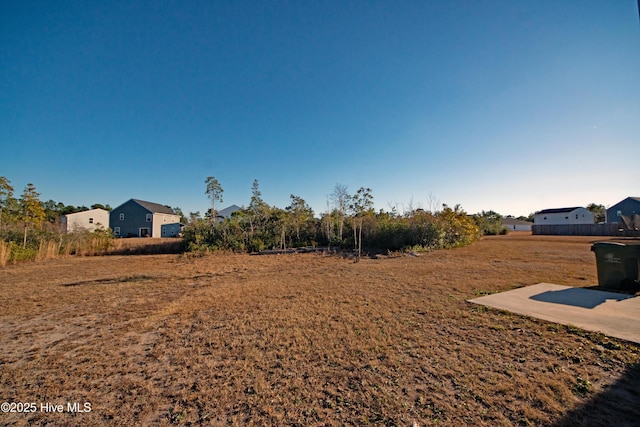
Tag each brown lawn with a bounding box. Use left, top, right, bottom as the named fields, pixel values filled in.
left=0, top=233, right=638, bottom=426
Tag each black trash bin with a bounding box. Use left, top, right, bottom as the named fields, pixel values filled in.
left=591, top=242, right=640, bottom=289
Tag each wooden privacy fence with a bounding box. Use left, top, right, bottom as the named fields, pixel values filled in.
left=532, top=223, right=640, bottom=237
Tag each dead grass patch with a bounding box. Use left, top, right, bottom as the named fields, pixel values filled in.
left=0, top=234, right=638, bottom=426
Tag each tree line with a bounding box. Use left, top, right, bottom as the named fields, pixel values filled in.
left=184, top=178, right=482, bottom=260
left=1, top=173, right=608, bottom=266
left=0, top=177, right=115, bottom=265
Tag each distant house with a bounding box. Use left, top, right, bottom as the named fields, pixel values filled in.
left=501, top=217, right=533, bottom=231
left=534, top=207, right=594, bottom=225
left=215, top=204, right=242, bottom=222
left=110, top=199, right=181, bottom=238
left=61, top=208, right=110, bottom=233
left=606, top=197, right=640, bottom=224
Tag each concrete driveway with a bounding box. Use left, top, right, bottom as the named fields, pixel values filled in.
left=468, top=283, right=640, bottom=344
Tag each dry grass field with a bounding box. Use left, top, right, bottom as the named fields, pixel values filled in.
left=1, top=233, right=638, bottom=426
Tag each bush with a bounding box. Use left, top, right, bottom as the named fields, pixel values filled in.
left=9, top=244, right=36, bottom=263
left=181, top=204, right=481, bottom=255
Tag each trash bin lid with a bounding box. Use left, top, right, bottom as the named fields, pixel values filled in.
left=591, top=241, right=640, bottom=253
left=592, top=242, right=626, bottom=247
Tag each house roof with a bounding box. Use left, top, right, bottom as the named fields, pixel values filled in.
left=535, top=207, right=583, bottom=215
left=612, top=197, right=640, bottom=205
left=216, top=204, right=242, bottom=218
left=501, top=217, right=533, bottom=226
left=131, top=199, right=176, bottom=215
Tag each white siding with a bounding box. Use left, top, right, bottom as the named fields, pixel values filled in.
left=534, top=208, right=594, bottom=225
left=152, top=213, right=181, bottom=237
left=62, top=209, right=110, bottom=233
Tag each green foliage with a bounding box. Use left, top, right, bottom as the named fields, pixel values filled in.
left=20, top=183, right=46, bottom=227
left=573, top=377, right=592, bottom=396
left=182, top=189, right=480, bottom=255
left=8, top=243, right=37, bottom=262
left=286, top=194, right=315, bottom=244
left=91, top=203, right=112, bottom=211
left=0, top=176, right=17, bottom=226
left=205, top=176, right=223, bottom=218
left=473, top=210, right=505, bottom=236
left=586, top=203, right=606, bottom=223
left=0, top=224, right=115, bottom=266
left=350, top=187, right=374, bottom=261
left=516, top=213, right=535, bottom=222
left=438, top=204, right=481, bottom=247
left=173, top=207, right=188, bottom=224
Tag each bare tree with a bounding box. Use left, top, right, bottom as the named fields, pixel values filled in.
left=330, top=183, right=350, bottom=241
left=425, top=192, right=441, bottom=214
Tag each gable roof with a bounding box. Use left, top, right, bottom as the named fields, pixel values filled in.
left=217, top=204, right=242, bottom=218
left=535, top=207, right=583, bottom=215
left=501, top=217, right=533, bottom=226
left=613, top=197, right=640, bottom=205
left=131, top=199, right=176, bottom=215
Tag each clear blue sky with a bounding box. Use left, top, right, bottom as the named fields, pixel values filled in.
left=2, top=0, right=638, bottom=218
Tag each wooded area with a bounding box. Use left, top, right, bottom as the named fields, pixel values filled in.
left=186, top=179, right=481, bottom=260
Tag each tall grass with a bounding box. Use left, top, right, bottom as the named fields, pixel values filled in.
left=0, top=228, right=115, bottom=267
left=0, top=240, right=9, bottom=267
left=60, top=229, right=113, bottom=256
left=35, top=240, right=60, bottom=262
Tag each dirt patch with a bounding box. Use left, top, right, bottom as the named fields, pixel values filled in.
left=1, top=233, right=638, bottom=426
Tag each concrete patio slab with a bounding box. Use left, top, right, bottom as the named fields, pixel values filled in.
left=468, top=283, right=640, bottom=344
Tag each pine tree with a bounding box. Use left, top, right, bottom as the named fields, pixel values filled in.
left=205, top=176, right=224, bottom=222
left=20, top=183, right=46, bottom=247
left=0, top=176, right=16, bottom=228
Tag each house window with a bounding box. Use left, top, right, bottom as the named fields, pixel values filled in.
left=146, top=213, right=152, bottom=222
left=163, top=215, right=167, bottom=222
left=576, top=214, right=579, bottom=219
left=543, top=216, right=547, bottom=220
left=114, top=227, right=120, bottom=236
left=120, top=213, right=125, bottom=221
left=617, top=210, right=622, bottom=217
left=565, top=216, right=569, bottom=219
left=89, top=218, right=94, bottom=224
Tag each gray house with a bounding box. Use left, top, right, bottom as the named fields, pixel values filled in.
left=215, top=204, right=242, bottom=222
left=606, top=197, right=640, bottom=224
left=110, top=199, right=181, bottom=238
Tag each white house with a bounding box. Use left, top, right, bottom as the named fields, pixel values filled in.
left=534, top=207, right=594, bottom=225
left=61, top=208, right=110, bottom=233
left=501, top=217, right=533, bottom=231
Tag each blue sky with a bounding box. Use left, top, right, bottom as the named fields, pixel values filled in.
left=1, top=1, right=638, bottom=218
